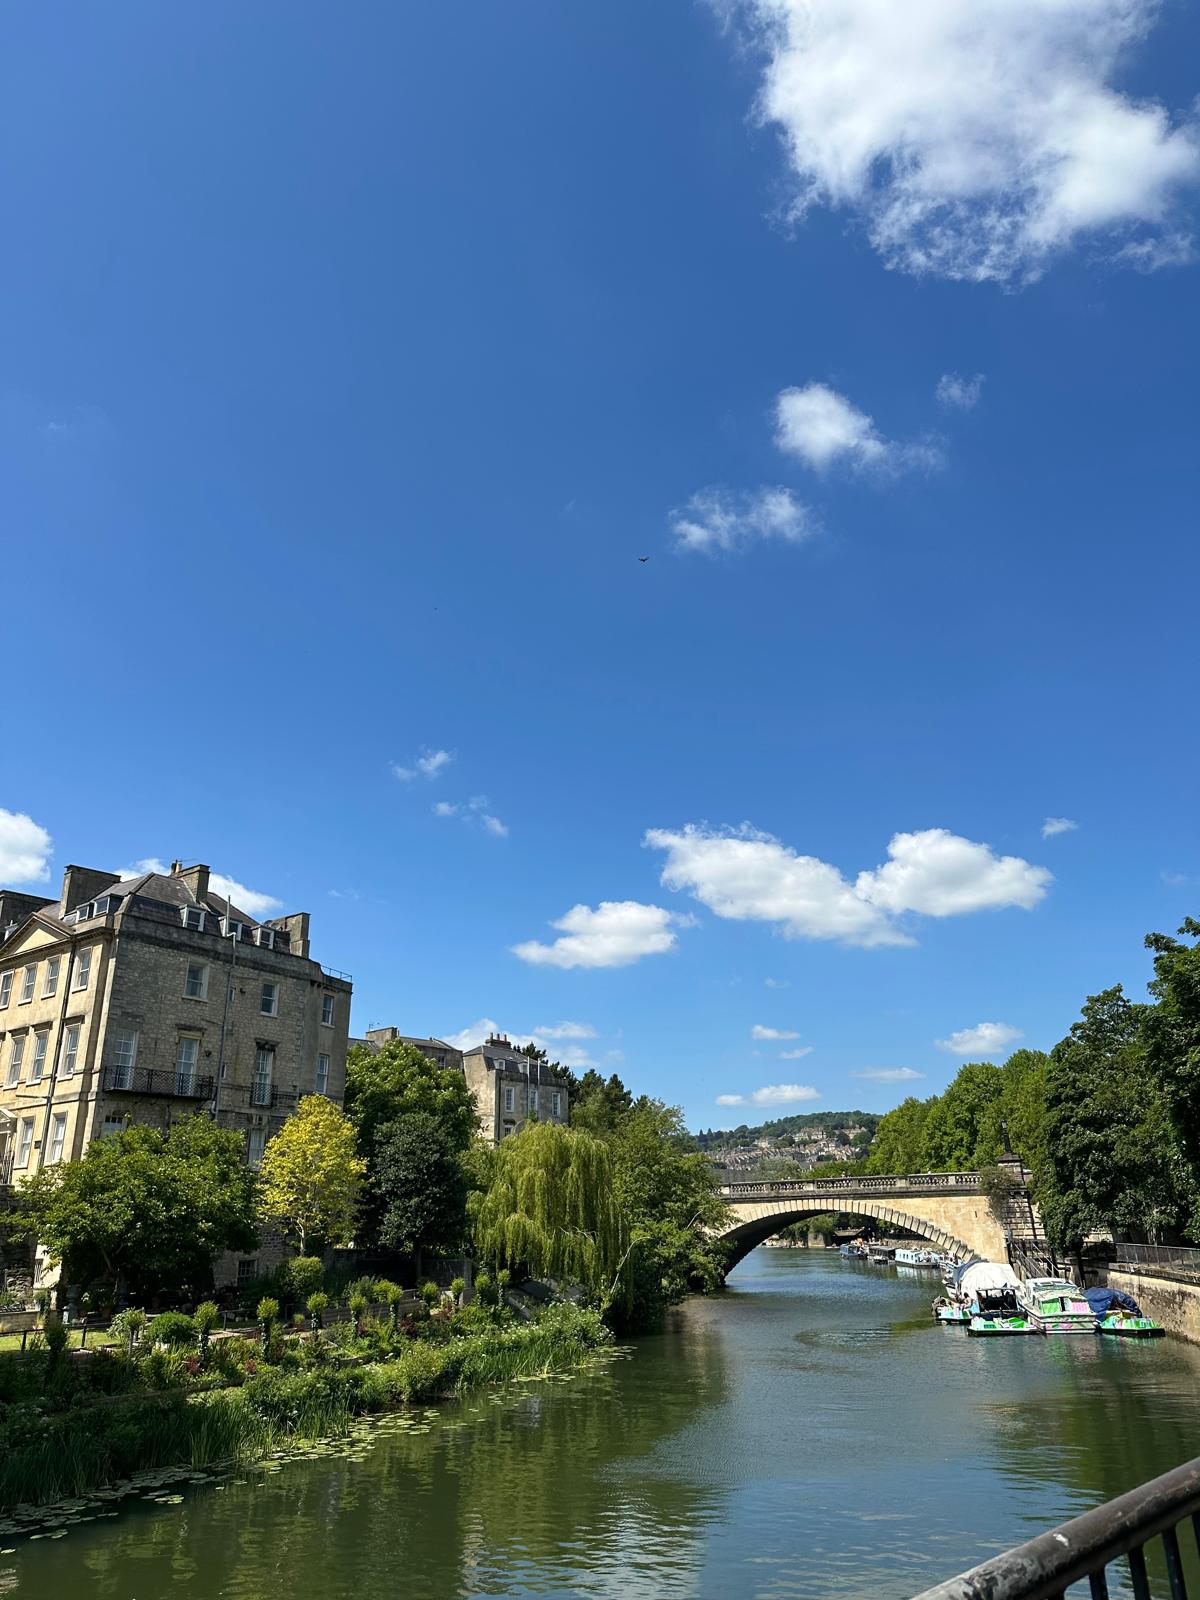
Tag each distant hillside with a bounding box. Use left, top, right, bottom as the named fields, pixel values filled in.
left=693, top=1109, right=879, bottom=1151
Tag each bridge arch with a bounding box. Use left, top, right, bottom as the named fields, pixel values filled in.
left=718, top=1199, right=975, bottom=1273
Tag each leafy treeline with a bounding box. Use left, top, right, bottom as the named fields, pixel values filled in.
left=693, top=1110, right=880, bottom=1150
left=864, top=918, right=1200, bottom=1255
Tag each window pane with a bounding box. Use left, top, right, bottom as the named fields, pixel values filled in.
left=63, top=1025, right=80, bottom=1074
left=50, top=1114, right=67, bottom=1163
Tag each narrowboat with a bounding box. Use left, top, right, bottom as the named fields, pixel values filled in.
left=932, top=1294, right=971, bottom=1325
left=1085, top=1287, right=1165, bottom=1338
left=895, top=1247, right=940, bottom=1267
left=1017, top=1276, right=1097, bottom=1334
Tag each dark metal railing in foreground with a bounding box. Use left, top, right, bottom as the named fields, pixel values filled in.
left=1115, top=1243, right=1200, bottom=1284
left=911, top=1456, right=1200, bottom=1600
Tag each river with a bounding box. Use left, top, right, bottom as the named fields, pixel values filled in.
left=7, top=1248, right=1200, bottom=1599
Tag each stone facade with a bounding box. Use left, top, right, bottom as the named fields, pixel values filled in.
left=462, top=1033, right=570, bottom=1145
left=0, top=859, right=352, bottom=1286
left=352, top=1028, right=464, bottom=1076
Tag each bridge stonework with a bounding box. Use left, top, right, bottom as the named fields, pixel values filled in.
left=716, top=1173, right=1010, bottom=1270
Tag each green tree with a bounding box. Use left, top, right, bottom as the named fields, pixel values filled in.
left=372, top=1111, right=469, bottom=1274
left=20, top=1115, right=257, bottom=1299
left=570, top=1070, right=634, bottom=1137
left=608, top=1098, right=729, bottom=1329
left=1041, top=986, right=1191, bottom=1254
left=1142, top=918, right=1200, bottom=1230
left=920, top=1062, right=1004, bottom=1170
left=865, top=1097, right=933, bottom=1174
left=344, top=1039, right=479, bottom=1157
left=473, top=1122, right=629, bottom=1307
left=257, top=1095, right=365, bottom=1252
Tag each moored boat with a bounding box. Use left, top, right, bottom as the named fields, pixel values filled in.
left=967, top=1286, right=1039, bottom=1335
left=1017, top=1276, right=1097, bottom=1334
left=896, top=1247, right=940, bottom=1267
left=1085, top=1287, right=1165, bottom=1338
left=932, top=1294, right=970, bottom=1325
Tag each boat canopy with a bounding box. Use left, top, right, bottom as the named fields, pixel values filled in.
left=959, top=1262, right=1021, bottom=1298
left=1085, top=1287, right=1142, bottom=1317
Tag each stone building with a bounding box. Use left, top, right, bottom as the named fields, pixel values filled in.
left=0, top=860, right=352, bottom=1282
left=351, top=1028, right=571, bottom=1146
left=461, top=1033, right=569, bottom=1145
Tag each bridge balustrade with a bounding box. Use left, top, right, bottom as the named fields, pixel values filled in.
left=718, top=1171, right=983, bottom=1198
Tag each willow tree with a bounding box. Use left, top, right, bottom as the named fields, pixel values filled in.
left=472, top=1122, right=629, bottom=1308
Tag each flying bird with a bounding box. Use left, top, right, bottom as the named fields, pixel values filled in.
left=638, top=556, right=650, bottom=563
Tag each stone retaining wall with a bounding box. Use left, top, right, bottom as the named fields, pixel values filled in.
left=1107, top=1269, right=1200, bottom=1345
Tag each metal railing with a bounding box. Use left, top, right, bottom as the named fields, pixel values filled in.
left=1115, top=1243, right=1200, bottom=1283
left=245, top=1082, right=297, bottom=1110
left=912, top=1455, right=1200, bottom=1600
left=104, top=1067, right=216, bottom=1099
left=321, top=966, right=352, bottom=984
left=719, top=1172, right=983, bottom=1199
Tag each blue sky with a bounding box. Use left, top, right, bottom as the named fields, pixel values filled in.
left=3, top=2, right=1198, bottom=1132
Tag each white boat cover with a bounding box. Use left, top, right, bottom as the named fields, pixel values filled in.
left=958, top=1261, right=1022, bottom=1297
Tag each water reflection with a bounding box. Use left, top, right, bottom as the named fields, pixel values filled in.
left=6, top=1251, right=1200, bottom=1600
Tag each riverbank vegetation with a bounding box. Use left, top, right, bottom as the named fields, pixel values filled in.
left=0, top=1287, right=610, bottom=1515
left=849, top=916, right=1200, bottom=1257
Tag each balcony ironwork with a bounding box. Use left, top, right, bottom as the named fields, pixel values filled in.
left=103, top=1066, right=215, bottom=1100
left=247, top=1082, right=296, bottom=1110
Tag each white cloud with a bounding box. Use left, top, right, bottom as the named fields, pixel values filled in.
left=208, top=873, right=284, bottom=919
left=851, top=1067, right=926, bottom=1083
left=512, top=900, right=686, bottom=970
left=1042, top=816, right=1079, bottom=838
left=779, top=1046, right=814, bottom=1060
left=936, top=1021, right=1023, bottom=1056
left=116, top=856, right=282, bottom=918
left=752, top=1024, right=801, bottom=1040
left=442, top=1017, right=499, bottom=1052
left=936, top=373, right=985, bottom=411
left=392, top=747, right=455, bottom=782
left=856, top=828, right=1051, bottom=917
left=764, top=977, right=791, bottom=989
left=774, top=385, right=943, bottom=475
left=670, top=485, right=817, bottom=555
left=646, top=823, right=908, bottom=948
left=0, top=809, right=53, bottom=884
left=733, top=0, right=1200, bottom=283
left=534, top=1022, right=598, bottom=1041
left=716, top=1083, right=821, bottom=1107
left=646, top=823, right=1049, bottom=946
left=434, top=795, right=508, bottom=838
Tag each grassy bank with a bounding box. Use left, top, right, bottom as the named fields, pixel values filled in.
left=0, top=1303, right=610, bottom=1515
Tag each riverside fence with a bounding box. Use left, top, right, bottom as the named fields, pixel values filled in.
left=913, top=1455, right=1200, bottom=1600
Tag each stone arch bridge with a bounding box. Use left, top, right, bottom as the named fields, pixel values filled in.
left=716, top=1172, right=1015, bottom=1270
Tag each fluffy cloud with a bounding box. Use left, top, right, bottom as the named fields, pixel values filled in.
left=670, top=485, right=817, bottom=555
left=936, top=1021, right=1023, bottom=1056
left=117, top=857, right=283, bottom=918
left=512, top=900, right=686, bottom=970
left=646, top=823, right=907, bottom=948
left=0, top=809, right=52, bottom=884
left=779, top=1046, right=814, bottom=1060
left=936, top=373, right=985, bottom=411
left=764, top=977, right=791, bottom=989
left=716, top=1083, right=821, bottom=1107
left=645, top=823, right=1050, bottom=946
left=734, top=0, right=1200, bottom=283
left=752, top=1024, right=801, bottom=1040
left=774, top=384, right=938, bottom=474
left=392, top=748, right=455, bottom=782
left=1042, top=816, right=1079, bottom=838
left=855, top=828, right=1051, bottom=916
left=851, top=1067, right=926, bottom=1083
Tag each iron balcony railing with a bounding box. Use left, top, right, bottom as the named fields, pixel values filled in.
left=104, top=1067, right=215, bottom=1100
left=912, top=1455, right=1200, bottom=1600
left=246, top=1082, right=297, bottom=1110
left=1115, top=1242, right=1200, bottom=1283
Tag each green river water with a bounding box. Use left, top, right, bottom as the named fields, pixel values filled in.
left=6, top=1248, right=1200, bottom=1599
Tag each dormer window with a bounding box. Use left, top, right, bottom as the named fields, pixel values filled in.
left=255, top=928, right=275, bottom=951
left=181, top=906, right=206, bottom=932
left=75, top=902, right=93, bottom=922
left=92, top=895, right=115, bottom=916
left=221, top=918, right=246, bottom=941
